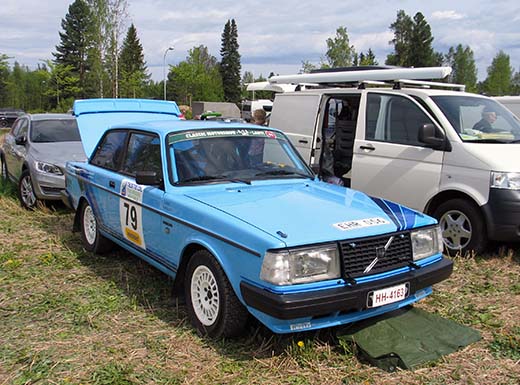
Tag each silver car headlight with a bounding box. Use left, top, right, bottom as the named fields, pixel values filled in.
left=411, top=226, right=443, bottom=261
left=260, top=245, right=340, bottom=285
left=35, top=161, right=63, bottom=175
left=491, top=171, right=520, bottom=190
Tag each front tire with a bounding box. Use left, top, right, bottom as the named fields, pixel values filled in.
left=79, top=201, right=113, bottom=253
left=433, top=198, right=487, bottom=255
left=18, top=169, right=38, bottom=209
left=0, top=154, right=8, bottom=181
left=185, top=250, right=248, bottom=338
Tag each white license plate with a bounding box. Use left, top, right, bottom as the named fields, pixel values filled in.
left=368, top=282, right=409, bottom=308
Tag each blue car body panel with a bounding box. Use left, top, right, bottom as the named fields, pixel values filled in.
left=66, top=98, right=453, bottom=334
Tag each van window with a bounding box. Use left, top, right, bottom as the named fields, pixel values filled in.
left=366, top=93, right=436, bottom=146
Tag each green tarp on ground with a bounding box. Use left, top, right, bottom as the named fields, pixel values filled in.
left=337, top=306, right=481, bottom=371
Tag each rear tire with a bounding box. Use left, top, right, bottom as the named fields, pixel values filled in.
left=433, top=198, right=487, bottom=255
left=18, top=169, right=38, bottom=209
left=185, top=250, right=248, bottom=338
left=79, top=201, right=113, bottom=253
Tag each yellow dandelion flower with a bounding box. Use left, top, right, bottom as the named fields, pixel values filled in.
left=297, top=340, right=304, bottom=348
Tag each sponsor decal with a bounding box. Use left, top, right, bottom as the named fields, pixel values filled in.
left=168, top=129, right=284, bottom=144
left=290, top=322, right=312, bottom=331
left=120, top=180, right=146, bottom=248
left=333, top=217, right=390, bottom=231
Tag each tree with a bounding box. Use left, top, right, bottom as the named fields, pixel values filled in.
left=481, top=51, right=514, bottom=96
left=358, top=49, right=378, bottom=66
left=445, top=45, right=478, bottom=92
left=386, top=10, right=440, bottom=67
left=167, top=45, right=224, bottom=104
left=119, top=24, right=149, bottom=98
left=220, top=19, right=241, bottom=104
left=300, top=60, right=318, bottom=73
left=0, top=54, right=9, bottom=106
left=323, top=26, right=356, bottom=68
left=53, top=0, right=93, bottom=98
left=386, top=10, right=413, bottom=66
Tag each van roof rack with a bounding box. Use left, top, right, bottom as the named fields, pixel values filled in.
left=268, top=66, right=462, bottom=91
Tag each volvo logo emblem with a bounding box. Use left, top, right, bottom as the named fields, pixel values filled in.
left=363, top=236, right=395, bottom=274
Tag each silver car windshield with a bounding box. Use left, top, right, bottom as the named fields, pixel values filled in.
left=30, top=119, right=81, bottom=143
left=168, top=129, right=314, bottom=184
left=432, top=95, right=520, bottom=143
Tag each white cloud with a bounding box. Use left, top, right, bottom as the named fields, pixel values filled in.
left=432, top=10, right=466, bottom=20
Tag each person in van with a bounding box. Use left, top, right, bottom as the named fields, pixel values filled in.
left=472, top=106, right=497, bottom=132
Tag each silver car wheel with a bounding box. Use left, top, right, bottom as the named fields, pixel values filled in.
left=439, top=209, right=472, bottom=250
left=0, top=157, right=6, bottom=180
left=190, top=265, right=220, bottom=327
left=20, top=174, right=36, bottom=208
left=82, top=205, right=97, bottom=246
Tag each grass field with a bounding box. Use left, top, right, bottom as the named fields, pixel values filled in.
left=0, top=181, right=519, bottom=385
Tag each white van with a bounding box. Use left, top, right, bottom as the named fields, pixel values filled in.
left=269, top=67, right=520, bottom=254
left=241, top=99, right=273, bottom=122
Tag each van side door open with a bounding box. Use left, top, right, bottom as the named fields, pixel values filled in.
left=351, top=92, right=445, bottom=211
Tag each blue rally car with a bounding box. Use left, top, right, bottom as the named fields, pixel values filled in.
left=63, top=98, right=453, bottom=338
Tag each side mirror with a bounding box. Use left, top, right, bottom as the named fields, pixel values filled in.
left=135, top=171, right=162, bottom=186
left=418, top=124, right=451, bottom=151
left=15, top=135, right=27, bottom=145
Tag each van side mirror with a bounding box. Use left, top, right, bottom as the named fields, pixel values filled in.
left=135, top=171, right=162, bottom=187
left=418, top=124, right=451, bottom=151
left=15, top=135, right=27, bottom=145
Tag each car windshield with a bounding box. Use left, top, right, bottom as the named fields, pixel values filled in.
left=431, top=95, right=520, bottom=143
left=168, top=128, right=314, bottom=184
left=30, top=119, right=81, bottom=143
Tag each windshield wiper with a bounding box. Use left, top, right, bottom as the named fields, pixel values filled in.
left=464, top=139, right=512, bottom=143
left=181, top=175, right=251, bottom=185
left=255, top=169, right=312, bottom=179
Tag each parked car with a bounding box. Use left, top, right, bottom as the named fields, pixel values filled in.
left=0, top=113, right=86, bottom=209
left=0, top=108, right=24, bottom=128
left=268, top=66, right=520, bottom=255
left=63, top=98, right=452, bottom=338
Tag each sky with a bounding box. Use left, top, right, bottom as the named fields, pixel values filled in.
left=1, top=0, right=520, bottom=83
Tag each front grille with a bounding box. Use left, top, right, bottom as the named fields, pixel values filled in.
left=340, top=232, right=412, bottom=279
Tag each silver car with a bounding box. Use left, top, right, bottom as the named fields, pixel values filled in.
left=0, top=113, right=86, bottom=209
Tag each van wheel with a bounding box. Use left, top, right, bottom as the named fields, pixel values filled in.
left=18, top=170, right=38, bottom=209
left=79, top=201, right=113, bottom=253
left=185, top=250, right=248, bottom=338
left=433, top=199, right=487, bottom=255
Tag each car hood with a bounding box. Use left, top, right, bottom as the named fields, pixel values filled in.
left=184, top=181, right=435, bottom=247
left=74, top=99, right=181, bottom=158
left=462, top=143, right=520, bottom=172
left=30, top=141, right=87, bottom=168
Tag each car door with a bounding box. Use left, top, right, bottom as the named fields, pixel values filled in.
left=117, top=131, right=166, bottom=259
left=351, top=92, right=444, bottom=211
left=5, top=117, right=29, bottom=180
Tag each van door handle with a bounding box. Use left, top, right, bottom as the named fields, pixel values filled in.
left=360, top=144, right=376, bottom=151
left=109, top=181, right=116, bottom=188
left=298, top=139, right=309, bottom=144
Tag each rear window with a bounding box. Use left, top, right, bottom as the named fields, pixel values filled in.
left=30, top=119, right=81, bottom=142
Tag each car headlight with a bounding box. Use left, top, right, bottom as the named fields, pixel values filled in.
left=260, top=245, right=340, bottom=285
left=491, top=171, right=520, bottom=190
left=411, top=226, right=443, bottom=261
left=35, top=161, right=63, bottom=175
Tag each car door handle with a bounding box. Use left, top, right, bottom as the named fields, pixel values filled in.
left=109, top=181, right=116, bottom=188
left=360, top=144, right=376, bottom=151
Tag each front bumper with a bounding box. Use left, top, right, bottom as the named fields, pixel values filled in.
left=241, top=257, right=453, bottom=321
left=32, top=171, right=66, bottom=200
left=482, top=189, right=520, bottom=241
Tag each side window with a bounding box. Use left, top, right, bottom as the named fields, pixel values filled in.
left=91, top=130, right=128, bottom=171
left=366, top=93, right=436, bottom=146
left=121, top=133, right=162, bottom=178
left=13, top=119, right=29, bottom=138
left=10, top=119, right=22, bottom=136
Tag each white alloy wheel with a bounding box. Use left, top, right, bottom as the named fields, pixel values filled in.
left=83, top=204, right=97, bottom=246
left=190, top=265, right=220, bottom=326
left=439, top=209, right=472, bottom=250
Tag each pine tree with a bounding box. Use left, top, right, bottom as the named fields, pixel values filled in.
left=0, top=54, right=9, bottom=106
left=53, top=0, right=93, bottom=98
left=481, top=51, right=514, bottom=96
left=358, top=49, right=378, bottom=66
left=220, top=19, right=241, bottom=103
left=119, top=24, right=149, bottom=98
left=386, top=10, right=413, bottom=66
left=445, top=45, right=477, bottom=92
